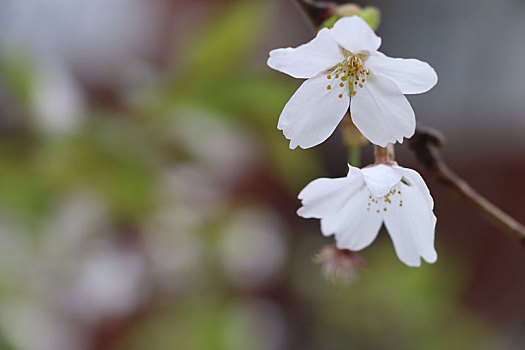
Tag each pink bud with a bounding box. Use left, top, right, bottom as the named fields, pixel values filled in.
left=314, top=245, right=366, bottom=285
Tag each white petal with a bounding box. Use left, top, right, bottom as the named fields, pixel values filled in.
left=344, top=163, right=363, bottom=181
left=361, top=164, right=402, bottom=197
left=278, top=73, right=350, bottom=149
left=383, top=174, right=437, bottom=267
left=297, top=177, right=357, bottom=221
left=329, top=16, right=381, bottom=55
left=267, top=28, right=344, bottom=79
left=394, top=166, right=434, bottom=210
left=322, top=187, right=383, bottom=251
left=350, top=73, right=415, bottom=147
left=298, top=166, right=363, bottom=222
left=366, top=54, right=438, bottom=94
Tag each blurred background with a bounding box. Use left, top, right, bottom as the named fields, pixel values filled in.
left=0, top=0, right=524, bottom=349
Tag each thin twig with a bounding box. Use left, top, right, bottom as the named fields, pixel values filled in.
left=293, top=0, right=337, bottom=27
left=294, top=0, right=525, bottom=244
left=409, top=127, right=525, bottom=244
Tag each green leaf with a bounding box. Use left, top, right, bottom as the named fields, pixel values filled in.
left=320, top=6, right=381, bottom=31
left=320, top=16, right=339, bottom=29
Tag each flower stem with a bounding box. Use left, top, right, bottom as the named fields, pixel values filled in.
left=374, top=143, right=395, bottom=164
left=342, top=114, right=367, bottom=167
left=348, top=146, right=360, bottom=167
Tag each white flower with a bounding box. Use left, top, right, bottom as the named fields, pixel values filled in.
left=267, top=16, right=437, bottom=148
left=297, top=164, right=437, bottom=267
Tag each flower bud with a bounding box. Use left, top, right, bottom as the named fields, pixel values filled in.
left=334, top=4, right=361, bottom=18
left=321, top=4, right=381, bottom=30
left=314, top=245, right=366, bottom=285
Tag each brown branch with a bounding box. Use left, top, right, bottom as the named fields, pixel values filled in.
left=409, top=127, right=525, bottom=244
left=295, top=0, right=525, bottom=244
left=293, top=0, right=338, bottom=28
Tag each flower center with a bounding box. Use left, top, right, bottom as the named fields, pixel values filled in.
left=326, top=55, right=370, bottom=99
left=366, top=184, right=404, bottom=214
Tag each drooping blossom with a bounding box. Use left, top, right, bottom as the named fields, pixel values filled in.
left=314, top=245, right=366, bottom=285
left=298, top=164, right=437, bottom=267
left=267, top=16, right=437, bottom=148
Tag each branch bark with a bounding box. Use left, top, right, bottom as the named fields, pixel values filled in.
left=409, top=127, right=525, bottom=244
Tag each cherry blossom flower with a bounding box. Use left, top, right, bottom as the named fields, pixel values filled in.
left=267, top=16, right=437, bottom=148
left=297, top=164, right=437, bottom=267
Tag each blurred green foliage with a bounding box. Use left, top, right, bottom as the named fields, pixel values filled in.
left=114, top=238, right=501, bottom=350
left=152, top=0, right=324, bottom=190
left=0, top=53, right=34, bottom=108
